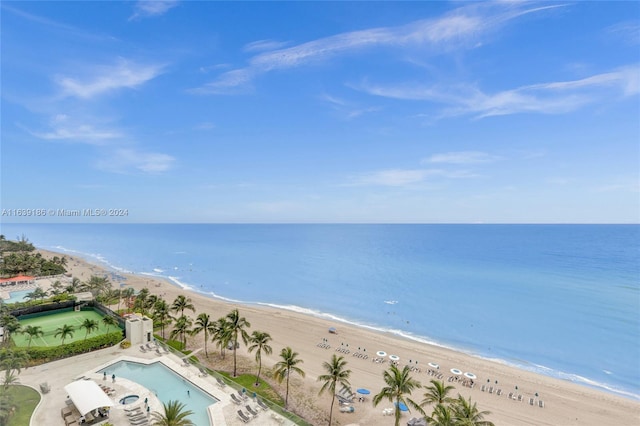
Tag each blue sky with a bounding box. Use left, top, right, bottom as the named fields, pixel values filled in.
left=1, top=1, right=638, bottom=223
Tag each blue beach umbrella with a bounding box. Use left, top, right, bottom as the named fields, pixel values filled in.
left=395, top=402, right=409, bottom=411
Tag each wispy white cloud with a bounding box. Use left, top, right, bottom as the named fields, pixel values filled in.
left=130, top=1, right=179, bottom=21
left=320, top=93, right=380, bottom=119
left=350, top=168, right=478, bottom=187
left=605, top=21, right=640, bottom=46
left=23, top=114, right=122, bottom=145
left=96, top=148, right=175, bottom=174
left=243, top=39, right=290, bottom=53
left=194, top=2, right=561, bottom=94
left=424, top=151, right=502, bottom=164
left=56, top=59, right=164, bottom=99
left=1, top=3, right=116, bottom=41
left=358, top=65, right=640, bottom=118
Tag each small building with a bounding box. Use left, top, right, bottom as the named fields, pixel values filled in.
left=124, top=313, right=154, bottom=345
left=0, top=275, right=35, bottom=287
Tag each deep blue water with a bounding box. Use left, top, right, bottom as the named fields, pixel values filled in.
left=1, top=223, right=638, bottom=399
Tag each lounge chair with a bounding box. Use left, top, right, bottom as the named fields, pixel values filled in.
left=538, top=400, right=545, bottom=408
left=230, top=393, right=243, bottom=405
left=529, top=397, right=534, bottom=405
left=256, top=398, right=269, bottom=410
left=237, top=410, right=251, bottom=423
left=216, top=377, right=227, bottom=388
left=517, top=394, right=523, bottom=402
left=508, top=392, right=514, bottom=399
left=130, top=416, right=149, bottom=425
left=198, top=368, right=208, bottom=377
left=246, top=405, right=259, bottom=417
left=496, top=389, right=502, bottom=396
left=238, top=390, right=248, bottom=400
left=139, top=346, right=147, bottom=352
left=126, top=409, right=144, bottom=417
left=271, top=413, right=285, bottom=424
left=125, top=406, right=143, bottom=412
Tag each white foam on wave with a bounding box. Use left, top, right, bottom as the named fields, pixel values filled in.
left=384, top=300, right=398, bottom=305
left=153, top=268, right=164, bottom=273
left=50, top=245, right=133, bottom=274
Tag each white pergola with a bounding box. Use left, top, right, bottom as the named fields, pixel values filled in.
left=64, top=380, right=114, bottom=416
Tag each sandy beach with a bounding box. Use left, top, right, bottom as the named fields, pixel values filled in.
left=34, top=249, right=640, bottom=426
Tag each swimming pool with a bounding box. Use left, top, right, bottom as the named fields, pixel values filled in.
left=3, top=290, right=32, bottom=304
left=98, top=361, right=217, bottom=425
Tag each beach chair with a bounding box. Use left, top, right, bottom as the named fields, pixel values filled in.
left=488, top=386, right=494, bottom=394
left=538, top=400, right=545, bottom=408
left=496, top=389, right=502, bottom=396
left=271, top=413, right=285, bottom=424
left=230, top=393, right=243, bottom=405
left=237, top=410, right=251, bottom=423
left=508, top=392, right=514, bottom=399
left=481, top=385, right=486, bottom=392
left=529, top=397, right=535, bottom=405
left=246, top=404, right=260, bottom=417
left=198, top=368, right=208, bottom=377
left=238, top=390, right=249, bottom=400
left=139, top=346, right=147, bottom=352
left=216, top=377, right=227, bottom=388
left=257, top=398, right=269, bottom=410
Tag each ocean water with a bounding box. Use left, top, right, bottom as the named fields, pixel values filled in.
left=1, top=223, right=638, bottom=400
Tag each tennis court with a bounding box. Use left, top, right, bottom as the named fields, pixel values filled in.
left=13, top=308, right=120, bottom=347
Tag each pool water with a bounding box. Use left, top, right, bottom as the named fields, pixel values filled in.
left=3, top=290, right=32, bottom=304
left=119, top=395, right=140, bottom=405
left=98, top=361, right=216, bottom=425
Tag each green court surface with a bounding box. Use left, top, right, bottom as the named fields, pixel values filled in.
left=12, top=309, right=119, bottom=347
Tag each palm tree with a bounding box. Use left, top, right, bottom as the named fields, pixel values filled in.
left=373, top=365, right=422, bottom=426
left=211, top=317, right=231, bottom=358
left=150, top=400, right=194, bottom=426
left=247, top=330, right=272, bottom=386
left=153, top=299, right=172, bottom=339
left=133, top=288, right=150, bottom=314
left=0, top=348, right=30, bottom=375
left=171, top=295, right=195, bottom=317
left=190, top=313, right=215, bottom=357
left=80, top=319, right=99, bottom=340
left=2, top=369, right=19, bottom=392
left=450, top=395, right=495, bottom=426
left=0, top=315, right=21, bottom=346
left=273, top=347, right=305, bottom=408
left=170, top=315, right=193, bottom=350
left=121, top=287, right=135, bottom=313
left=317, top=354, right=352, bottom=426
left=24, top=287, right=47, bottom=304
left=54, top=324, right=75, bottom=345
left=421, top=379, right=455, bottom=407
left=225, top=309, right=251, bottom=377
left=425, top=403, right=455, bottom=426
left=66, top=277, right=82, bottom=293
left=21, top=325, right=44, bottom=348
left=102, top=315, right=119, bottom=334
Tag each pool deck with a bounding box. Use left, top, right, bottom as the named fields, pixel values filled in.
left=18, top=344, right=295, bottom=426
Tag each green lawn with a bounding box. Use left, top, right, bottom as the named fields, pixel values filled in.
left=4, top=385, right=40, bottom=426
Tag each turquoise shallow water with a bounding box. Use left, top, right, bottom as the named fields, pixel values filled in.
left=3, top=223, right=638, bottom=400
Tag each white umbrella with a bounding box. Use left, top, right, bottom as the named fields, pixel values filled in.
left=389, top=354, right=400, bottom=361
left=464, top=372, right=477, bottom=380
left=428, top=362, right=439, bottom=369
left=376, top=351, right=387, bottom=357
left=450, top=368, right=462, bottom=375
